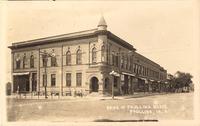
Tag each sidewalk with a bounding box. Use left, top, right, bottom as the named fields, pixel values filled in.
left=97, top=92, right=167, bottom=100
left=7, top=92, right=167, bottom=101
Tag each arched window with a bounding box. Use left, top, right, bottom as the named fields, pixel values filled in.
left=92, top=47, right=97, bottom=63
left=76, top=49, right=82, bottom=65
left=51, top=49, right=57, bottom=67
left=30, top=55, right=34, bottom=68
left=66, top=51, right=71, bottom=65
left=16, top=57, right=21, bottom=69
left=116, top=53, right=119, bottom=67
left=51, top=56, right=57, bottom=67
left=42, top=56, right=47, bottom=67
left=101, top=45, right=106, bottom=62
left=112, top=51, right=115, bottom=66
left=42, top=50, right=48, bottom=67
left=124, top=55, right=128, bottom=69
left=129, top=55, right=133, bottom=70
left=133, top=63, right=136, bottom=73
left=121, top=53, right=124, bottom=68
left=23, top=54, right=26, bottom=69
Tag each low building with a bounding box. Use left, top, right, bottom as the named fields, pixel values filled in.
left=8, top=16, right=167, bottom=96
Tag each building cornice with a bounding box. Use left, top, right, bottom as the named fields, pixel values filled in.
left=8, top=29, right=98, bottom=49
left=107, top=31, right=136, bottom=51
left=8, top=28, right=137, bottom=52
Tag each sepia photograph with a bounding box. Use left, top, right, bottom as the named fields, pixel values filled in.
left=0, top=0, right=200, bottom=126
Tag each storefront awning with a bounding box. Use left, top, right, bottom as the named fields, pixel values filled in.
left=139, top=77, right=148, bottom=83
left=149, top=79, right=155, bottom=82
left=110, top=71, right=120, bottom=77
left=13, top=72, right=29, bottom=76
left=121, top=72, right=136, bottom=77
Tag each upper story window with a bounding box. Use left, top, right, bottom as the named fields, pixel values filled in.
left=124, top=55, right=128, bottom=69
left=42, top=57, right=47, bottom=67
left=42, top=50, right=47, bottom=67
left=51, top=56, right=57, bottom=67
left=51, top=50, right=57, bottom=67
left=133, top=63, right=136, bottom=73
left=30, top=55, right=34, bottom=68
left=121, top=53, right=124, bottom=69
left=116, top=53, right=119, bottom=67
left=101, top=45, right=106, bottom=62
left=147, top=68, right=149, bottom=76
left=22, top=53, right=26, bottom=69
left=136, top=64, right=139, bottom=74
left=150, top=69, right=153, bottom=77
left=107, top=44, right=111, bottom=65
left=76, top=49, right=82, bottom=65
left=16, top=56, right=21, bottom=69
left=129, top=56, right=133, bottom=71
left=142, top=66, right=145, bottom=75
left=92, top=47, right=97, bottom=63
left=66, top=51, right=71, bottom=65
left=144, top=67, right=146, bottom=76
left=127, top=56, right=130, bottom=70
left=138, top=65, right=142, bottom=74
left=50, top=49, right=57, bottom=67
left=111, top=51, right=115, bottom=66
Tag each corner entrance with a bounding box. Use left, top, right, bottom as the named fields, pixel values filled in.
left=90, top=77, right=99, bottom=92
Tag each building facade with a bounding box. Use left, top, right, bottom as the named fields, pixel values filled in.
left=8, top=17, right=167, bottom=96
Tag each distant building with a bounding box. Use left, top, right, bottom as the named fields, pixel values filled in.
left=8, top=16, right=167, bottom=96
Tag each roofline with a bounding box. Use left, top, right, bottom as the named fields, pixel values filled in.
left=107, top=31, right=136, bottom=51
left=9, top=28, right=98, bottom=47
left=8, top=29, right=98, bottom=49
left=134, top=52, right=166, bottom=70
left=8, top=29, right=136, bottom=51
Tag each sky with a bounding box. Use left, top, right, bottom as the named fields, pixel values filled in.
left=1, top=1, right=199, bottom=85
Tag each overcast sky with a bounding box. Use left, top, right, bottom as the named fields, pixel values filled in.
left=2, top=1, right=199, bottom=84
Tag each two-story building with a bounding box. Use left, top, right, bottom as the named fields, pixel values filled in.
left=8, top=16, right=167, bottom=96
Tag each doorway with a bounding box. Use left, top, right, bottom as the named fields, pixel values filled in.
left=90, top=77, right=99, bottom=92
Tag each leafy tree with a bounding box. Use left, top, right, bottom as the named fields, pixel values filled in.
left=174, top=71, right=193, bottom=92
left=167, top=72, right=193, bottom=93
left=167, top=74, right=176, bottom=92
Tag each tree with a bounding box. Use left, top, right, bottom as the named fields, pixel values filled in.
left=167, top=74, right=176, bottom=92
left=174, top=71, right=193, bottom=92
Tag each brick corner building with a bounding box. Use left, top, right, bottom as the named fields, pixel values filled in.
left=8, top=16, right=167, bottom=96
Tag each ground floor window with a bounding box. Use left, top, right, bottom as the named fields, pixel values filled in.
left=76, top=73, right=82, bottom=87
left=51, top=74, right=56, bottom=87
left=66, top=73, right=71, bottom=87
